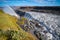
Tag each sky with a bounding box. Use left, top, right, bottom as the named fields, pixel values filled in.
left=0, top=0, right=60, bottom=6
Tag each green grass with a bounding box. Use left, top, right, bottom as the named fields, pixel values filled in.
left=0, top=10, right=36, bottom=40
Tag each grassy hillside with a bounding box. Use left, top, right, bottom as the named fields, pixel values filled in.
left=0, top=10, right=36, bottom=40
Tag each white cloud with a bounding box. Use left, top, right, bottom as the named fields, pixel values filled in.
left=29, top=0, right=56, bottom=3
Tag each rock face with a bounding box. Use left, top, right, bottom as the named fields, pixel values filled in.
left=15, top=10, right=25, bottom=16
left=0, top=10, right=36, bottom=40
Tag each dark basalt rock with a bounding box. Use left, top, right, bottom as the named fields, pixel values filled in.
left=34, top=30, right=42, bottom=40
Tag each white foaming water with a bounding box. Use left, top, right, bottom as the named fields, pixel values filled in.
left=3, top=6, right=20, bottom=18
left=25, top=11, right=60, bottom=40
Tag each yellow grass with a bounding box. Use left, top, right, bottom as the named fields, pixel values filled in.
left=0, top=10, right=36, bottom=40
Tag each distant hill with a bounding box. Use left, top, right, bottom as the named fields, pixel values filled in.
left=14, top=6, right=60, bottom=15
left=20, top=6, right=60, bottom=11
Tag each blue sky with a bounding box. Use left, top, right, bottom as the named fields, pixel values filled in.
left=0, top=0, right=60, bottom=6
